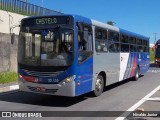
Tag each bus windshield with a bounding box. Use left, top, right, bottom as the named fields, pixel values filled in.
left=18, top=27, right=74, bottom=66
left=156, top=45, right=160, bottom=57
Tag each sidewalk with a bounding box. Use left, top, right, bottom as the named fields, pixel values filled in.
left=0, top=82, right=19, bottom=93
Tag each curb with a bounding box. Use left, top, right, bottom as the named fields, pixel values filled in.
left=0, top=85, right=19, bottom=93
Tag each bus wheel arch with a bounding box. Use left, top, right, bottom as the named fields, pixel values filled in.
left=99, top=71, right=106, bottom=87
left=93, top=71, right=106, bottom=97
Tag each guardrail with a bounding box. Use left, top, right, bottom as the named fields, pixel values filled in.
left=0, top=0, right=63, bottom=16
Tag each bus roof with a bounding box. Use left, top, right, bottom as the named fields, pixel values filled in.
left=21, top=14, right=149, bottom=40
left=91, top=19, right=119, bottom=32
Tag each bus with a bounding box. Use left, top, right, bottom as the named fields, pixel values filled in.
left=17, top=15, right=150, bottom=97
left=155, top=39, right=160, bottom=66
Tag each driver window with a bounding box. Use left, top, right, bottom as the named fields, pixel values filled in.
left=78, top=25, right=92, bottom=51
left=77, top=23, right=93, bottom=63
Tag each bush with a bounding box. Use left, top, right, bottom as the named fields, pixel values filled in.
left=150, top=48, right=155, bottom=62
left=0, top=72, right=18, bottom=84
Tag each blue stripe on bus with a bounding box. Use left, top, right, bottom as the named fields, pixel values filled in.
left=138, top=53, right=150, bottom=74
left=75, top=56, right=93, bottom=96
left=73, top=15, right=93, bottom=96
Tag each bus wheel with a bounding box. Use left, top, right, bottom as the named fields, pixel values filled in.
left=133, top=67, right=139, bottom=81
left=93, top=75, right=104, bottom=97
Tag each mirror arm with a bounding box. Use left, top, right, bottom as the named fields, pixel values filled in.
left=10, top=25, right=20, bottom=44
left=10, top=25, right=20, bottom=35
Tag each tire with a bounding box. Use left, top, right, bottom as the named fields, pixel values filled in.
left=93, top=75, right=104, bottom=97
left=133, top=67, right=139, bottom=81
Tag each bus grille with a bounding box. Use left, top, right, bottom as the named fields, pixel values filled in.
left=23, top=69, right=63, bottom=77
left=27, top=86, right=58, bottom=94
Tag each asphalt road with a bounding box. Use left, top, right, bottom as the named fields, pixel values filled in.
left=0, top=64, right=160, bottom=120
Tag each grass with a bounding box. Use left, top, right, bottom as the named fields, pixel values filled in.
left=150, top=48, right=155, bottom=62
left=0, top=72, right=18, bottom=84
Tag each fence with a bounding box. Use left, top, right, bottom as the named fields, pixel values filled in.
left=0, top=0, right=63, bottom=16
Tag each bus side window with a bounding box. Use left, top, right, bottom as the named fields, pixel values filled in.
left=108, top=43, right=120, bottom=52
left=78, top=24, right=93, bottom=51
left=121, top=34, right=128, bottom=43
left=137, top=46, right=143, bottom=52
left=129, top=37, right=136, bottom=44
left=108, top=30, right=119, bottom=42
left=77, top=23, right=93, bottom=63
left=121, top=44, right=129, bottom=52
left=142, top=40, right=149, bottom=52
left=130, top=45, right=136, bottom=52
left=95, top=27, right=108, bottom=52
left=108, top=30, right=120, bottom=52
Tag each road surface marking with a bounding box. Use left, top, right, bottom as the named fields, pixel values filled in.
left=146, top=97, right=160, bottom=101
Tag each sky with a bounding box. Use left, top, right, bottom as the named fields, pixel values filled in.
left=27, top=0, right=160, bottom=44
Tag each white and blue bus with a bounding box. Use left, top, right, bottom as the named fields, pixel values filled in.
left=18, top=15, right=150, bottom=97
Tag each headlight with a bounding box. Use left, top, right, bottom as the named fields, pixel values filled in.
left=61, top=75, right=76, bottom=86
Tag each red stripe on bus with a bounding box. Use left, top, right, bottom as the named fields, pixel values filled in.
left=131, top=56, right=137, bottom=77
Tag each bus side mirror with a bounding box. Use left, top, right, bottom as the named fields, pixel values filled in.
left=11, top=33, right=15, bottom=44
left=83, top=31, right=88, bottom=42
left=76, top=22, right=83, bottom=31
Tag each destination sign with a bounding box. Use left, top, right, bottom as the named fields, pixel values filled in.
left=22, top=16, right=73, bottom=27
left=36, top=18, right=57, bottom=25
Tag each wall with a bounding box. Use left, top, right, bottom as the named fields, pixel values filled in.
left=0, top=10, right=27, bottom=34
left=0, top=33, right=18, bottom=72
left=0, top=10, right=27, bottom=72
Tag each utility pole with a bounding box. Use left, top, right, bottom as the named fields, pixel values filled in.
left=41, top=0, right=44, bottom=7
left=154, top=33, right=157, bottom=44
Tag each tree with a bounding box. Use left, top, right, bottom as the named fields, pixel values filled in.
left=107, top=21, right=116, bottom=26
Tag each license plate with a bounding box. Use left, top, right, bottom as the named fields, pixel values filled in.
left=36, top=87, right=45, bottom=92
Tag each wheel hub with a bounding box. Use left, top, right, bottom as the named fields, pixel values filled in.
left=96, top=79, right=102, bottom=91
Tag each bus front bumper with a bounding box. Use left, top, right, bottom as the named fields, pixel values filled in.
left=19, top=79, right=76, bottom=97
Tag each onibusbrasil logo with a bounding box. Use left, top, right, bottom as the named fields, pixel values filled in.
left=1, top=112, right=42, bottom=118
